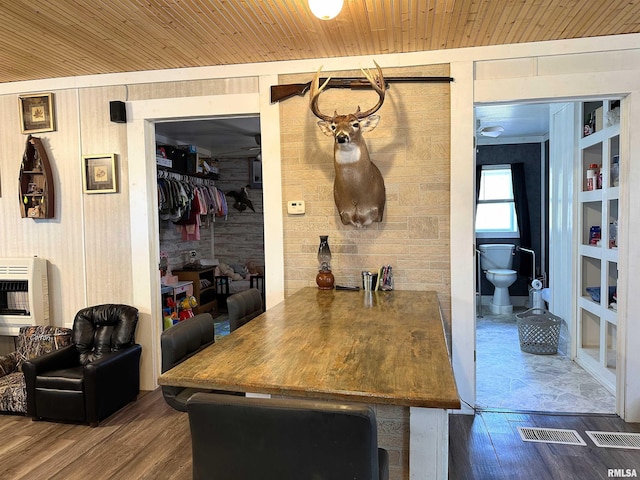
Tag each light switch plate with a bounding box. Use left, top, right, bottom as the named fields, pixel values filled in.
left=287, top=200, right=305, bottom=215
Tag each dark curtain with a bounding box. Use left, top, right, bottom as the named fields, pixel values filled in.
left=475, top=165, right=482, bottom=208
left=511, top=163, right=532, bottom=278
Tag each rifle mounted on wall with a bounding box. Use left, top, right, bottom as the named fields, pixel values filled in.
left=270, top=76, right=454, bottom=104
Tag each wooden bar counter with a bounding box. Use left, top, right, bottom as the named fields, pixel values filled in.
left=159, top=287, right=460, bottom=479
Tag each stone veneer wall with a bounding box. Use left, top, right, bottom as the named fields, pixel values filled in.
left=373, top=405, right=409, bottom=480
left=279, top=64, right=451, bottom=320
left=158, top=157, right=264, bottom=274
left=213, top=157, right=265, bottom=269
left=279, top=64, right=451, bottom=480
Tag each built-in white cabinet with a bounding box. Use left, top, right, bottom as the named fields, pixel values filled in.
left=576, top=99, right=620, bottom=393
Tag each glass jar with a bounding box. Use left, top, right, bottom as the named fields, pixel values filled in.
left=317, top=235, right=332, bottom=271
left=611, top=155, right=620, bottom=187
left=316, top=235, right=334, bottom=290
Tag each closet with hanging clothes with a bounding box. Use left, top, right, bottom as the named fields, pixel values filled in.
left=157, top=169, right=228, bottom=241
left=157, top=168, right=227, bottom=325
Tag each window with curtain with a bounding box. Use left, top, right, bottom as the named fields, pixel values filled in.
left=475, top=164, right=520, bottom=237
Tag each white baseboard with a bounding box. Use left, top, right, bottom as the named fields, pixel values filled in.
left=478, top=295, right=528, bottom=307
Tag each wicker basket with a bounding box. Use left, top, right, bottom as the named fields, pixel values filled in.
left=516, top=308, right=561, bottom=355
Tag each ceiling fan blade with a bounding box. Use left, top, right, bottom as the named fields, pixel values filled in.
left=478, top=126, right=504, bottom=137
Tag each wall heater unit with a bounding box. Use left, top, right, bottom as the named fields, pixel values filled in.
left=0, top=257, right=49, bottom=336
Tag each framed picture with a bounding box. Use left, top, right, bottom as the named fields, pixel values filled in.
left=82, top=154, right=117, bottom=194
left=249, top=158, right=262, bottom=188
left=18, top=93, right=55, bottom=134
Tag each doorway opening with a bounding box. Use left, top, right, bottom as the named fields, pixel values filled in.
left=155, top=116, right=265, bottom=332
left=474, top=101, right=617, bottom=414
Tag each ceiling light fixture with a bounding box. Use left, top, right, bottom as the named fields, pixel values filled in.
left=309, top=0, right=343, bottom=20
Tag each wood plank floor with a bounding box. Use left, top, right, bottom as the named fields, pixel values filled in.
left=450, top=410, right=640, bottom=479
left=2, top=388, right=640, bottom=479
left=0, top=389, right=192, bottom=480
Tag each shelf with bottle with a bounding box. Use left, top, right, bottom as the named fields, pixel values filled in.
left=580, top=140, right=621, bottom=194
left=580, top=106, right=620, bottom=195
left=581, top=202, right=601, bottom=245
left=582, top=100, right=620, bottom=139
left=582, top=101, right=602, bottom=137
left=580, top=207, right=618, bottom=254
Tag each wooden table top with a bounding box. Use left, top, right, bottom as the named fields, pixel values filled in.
left=159, top=287, right=460, bottom=409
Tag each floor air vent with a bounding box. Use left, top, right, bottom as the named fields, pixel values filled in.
left=586, top=431, right=640, bottom=449
left=517, top=427, right=586, bottom=446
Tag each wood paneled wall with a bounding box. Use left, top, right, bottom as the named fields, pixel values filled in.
left=0, top=90, right=92, bottom=326
left=0, top=86, right=135, bottom=326
left=278, top=64, right=452, bottom=328
left=0, top=78, right=257, bottom=334
left=79, top=87, right=133, bottom=306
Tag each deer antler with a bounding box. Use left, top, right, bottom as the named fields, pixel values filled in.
left=309, top=65, right=333, bottom=122
left=355, top=60, right=386, bottom=119
left=310, top=62, right=386, bottom=120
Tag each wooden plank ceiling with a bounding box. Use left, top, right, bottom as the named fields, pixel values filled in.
left=1, top=0, right=639, bottom=84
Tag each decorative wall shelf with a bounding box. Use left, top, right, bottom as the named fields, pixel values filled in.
left=19, top=135, right=55, bottom=219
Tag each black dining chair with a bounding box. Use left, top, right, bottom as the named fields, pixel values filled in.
left=161, top=312, right=216, bottom=412
left=226, top=288, right=263, bottom=332
left=249, top=274, right=265, bottom=304
left=187, top=392, right=389, bottom=480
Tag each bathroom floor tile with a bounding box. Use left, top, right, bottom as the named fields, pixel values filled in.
left=476, top=310, right=616, bottom=413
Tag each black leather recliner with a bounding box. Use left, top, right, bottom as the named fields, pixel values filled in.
left=23, top=304, right=142, bottom=427
left=187, top=392, right=390, bottom=480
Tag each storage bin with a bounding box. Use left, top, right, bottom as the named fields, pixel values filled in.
left=516, top=308, right=561, bottom=355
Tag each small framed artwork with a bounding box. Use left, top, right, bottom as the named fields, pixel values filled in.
left=18, top=93, right=55, bottom=134
left=82, top=154, right=117, bottom=194
left=249, top=158, right=262, bottom=188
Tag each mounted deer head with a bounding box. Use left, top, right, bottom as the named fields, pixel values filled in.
left=310, top=61, right=387, bottom=228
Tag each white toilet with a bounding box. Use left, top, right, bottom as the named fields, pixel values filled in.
left=479, top=244, right=518, bottom=314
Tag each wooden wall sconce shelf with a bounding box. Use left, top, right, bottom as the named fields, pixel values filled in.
left=19, top=135, right=55, bottom=219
